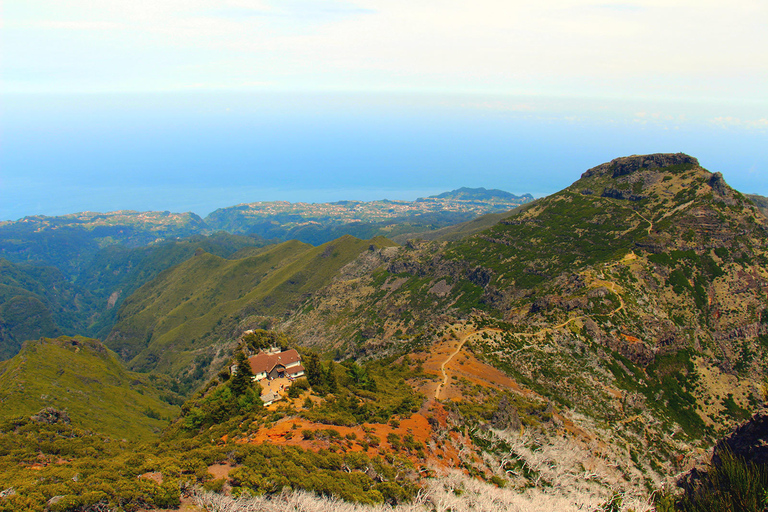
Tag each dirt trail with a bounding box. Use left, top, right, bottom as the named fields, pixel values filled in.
left=632, top=210, right=654, bottom=236
left=432, top=270, right=628, bottom=401
left=435, top=332, right=471, bottom=400
left=530, top=281, right=625, bottom=337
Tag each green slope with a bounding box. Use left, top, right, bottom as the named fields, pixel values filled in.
left=0, top=259, right=98, bottom=359
left=391, top=200, right=540, bottom=243
left=106, top=235, right=398, bottom=378
left=0, top=336, right=180, bottom=441
left=0, top=233, right=269, bottom=361
left=746, top=193, right=768, bottom=218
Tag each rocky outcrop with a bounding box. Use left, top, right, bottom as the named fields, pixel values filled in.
left=708, top=172, right=729, bottom=197
left=678, top=408, right=768, bottom=494
left=30, top=407, right=71, bottom=425
left=581, top=153, right=699, bottom=179
left=712, top=408, right=768, bottom=466
left=601, top=188, right=647, bottom=201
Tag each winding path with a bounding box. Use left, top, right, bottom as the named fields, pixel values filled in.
left=435, top=334, right=470, bottom=400
left=432, top=274, right=628, bottom=401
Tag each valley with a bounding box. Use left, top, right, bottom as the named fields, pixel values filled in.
left=1, top=156, right=767, bottom=511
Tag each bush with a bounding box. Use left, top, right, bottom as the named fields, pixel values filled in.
left=676, top=449, right=768, bottom=512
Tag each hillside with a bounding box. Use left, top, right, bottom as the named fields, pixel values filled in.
left=105, top=235, right=397, bottom=388
left=0, top=192, right=530, bottom=361
left=0, top=260, right=97, bottom=359
left=0, top=336, right=180, bottom=441
left=273, top=153, right=768, bottom=492
left=0, top=233, right=269, bottom=361
left=747, top=193, right=768, bottom=218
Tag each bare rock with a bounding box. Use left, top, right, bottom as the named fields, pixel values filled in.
left=601, top=188, right=648, bottom=201
left=581, top=153, right=698, bottom=179
left=713, top=408, right=768, bottom=467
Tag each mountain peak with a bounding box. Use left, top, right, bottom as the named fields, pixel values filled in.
left=581, top=153, right=699, bottom=179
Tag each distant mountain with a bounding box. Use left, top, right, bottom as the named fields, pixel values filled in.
left=203, top=193, right=533, bottom=244
left=428, top=187, right=533, bottom=202
left=747, top=193, right=768, bottom=218
left=0, top=192, right=534, bottom=262
left=0, top=336, right=180, bottom=440
left=0, top=210, right=207, bottom=276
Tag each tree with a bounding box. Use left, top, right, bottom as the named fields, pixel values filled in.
left=324, top=361, right=338, bottom=394
left=229, top=350, right=254, bottom=396
left=305, top=352, right=322, bottom=389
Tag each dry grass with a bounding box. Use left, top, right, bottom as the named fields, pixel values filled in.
left=193, top=423, right=658, bottom=512
left=193, top=468, right=654, bottom=512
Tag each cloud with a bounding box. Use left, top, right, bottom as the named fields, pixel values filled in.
left=31, top=20, right=125, bottom=31
left=461, top=101, right=536, bottom=113
left=710, top=117, right=768, bottom=130
left=2, top=0, right=767, bottom=102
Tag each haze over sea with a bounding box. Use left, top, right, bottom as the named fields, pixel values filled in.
left=2, top=91, right=766, bottom=222
left=2, top=1, right=766, bottom=221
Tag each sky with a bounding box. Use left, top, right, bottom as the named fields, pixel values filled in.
left=1, top=0, right=767, bottom=220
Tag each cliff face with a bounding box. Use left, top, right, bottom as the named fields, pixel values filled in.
left=581, top=153, right=700, bottom=178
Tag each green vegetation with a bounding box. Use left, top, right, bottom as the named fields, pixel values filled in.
left=0, top=417, right=181, bottom=512
left=0, top=232, right=269, bottom=360
left=0, top=412, right=417, bottom=511
left=655, top=449, right=768, bottom=512
left=0, top=336, right=180, bottom=441
left=107, top=235, right=397, bottom=380
left=0, top=259, right=97, bottom=359
left=446, top=191, right=647, bottom=289
left=301, top=355, right=422, bottom=426
left=228, top=445, right=416, bottom=504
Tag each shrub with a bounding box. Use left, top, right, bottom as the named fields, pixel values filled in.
left=677, top=449, right=768, bottom=512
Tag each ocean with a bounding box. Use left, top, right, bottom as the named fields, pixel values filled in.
left=1, top=91, right=765, bottom=221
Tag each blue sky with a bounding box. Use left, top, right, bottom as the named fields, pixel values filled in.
left=1, top=1, right=766, bottom=220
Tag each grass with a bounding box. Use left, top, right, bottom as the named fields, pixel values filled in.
left=107, top=235, right=397, bottom=377
left=0, top=336, right=180, bottom=441
left=657, top=448, right=768, bottom=512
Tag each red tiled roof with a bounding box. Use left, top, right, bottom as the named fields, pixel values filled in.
left=248, top=349, right=301, bottom=375
left=287, top=364, right=305, bottom=376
